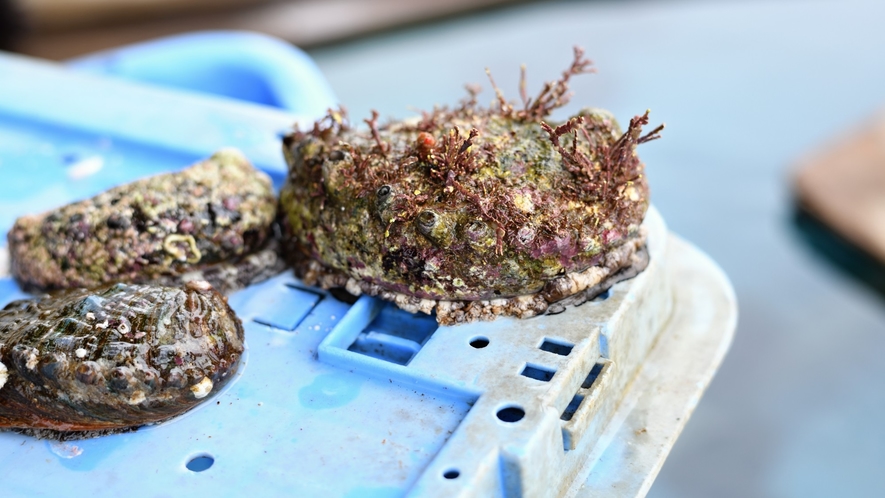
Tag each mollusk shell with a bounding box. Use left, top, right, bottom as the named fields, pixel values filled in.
left=279, top=106, right=652, bottom=324
left=0, top=281, right=243, bottom=432
left=8, top=149, right=278, bottom=293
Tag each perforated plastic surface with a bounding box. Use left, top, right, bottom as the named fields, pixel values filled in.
left=0, top=44, right=734, bottom=498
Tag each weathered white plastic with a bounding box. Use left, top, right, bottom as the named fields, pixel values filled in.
left=568, top=233, right=737, bottom=497
left=351, top=207, right=675, bottom=498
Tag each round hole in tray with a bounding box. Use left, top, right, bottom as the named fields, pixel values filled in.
left=443, top=469, right=460, bottom=479
left=186, top=454, right=215, bottom=472
left=469, top=337, right=489, bottom=349
left=592, top=289, right=611, bottom=302
left=496, top=406, right=526, bottom=423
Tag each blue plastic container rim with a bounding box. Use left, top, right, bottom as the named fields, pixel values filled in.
left=67, top=30, right=338, bottom=116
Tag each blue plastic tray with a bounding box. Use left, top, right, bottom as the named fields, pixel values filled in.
left=0, top=37, right=480, bottom=497
left=0, top=34, right=692, bottom=498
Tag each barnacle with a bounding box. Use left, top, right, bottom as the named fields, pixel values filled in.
left=280, top=48, right=663, bottom=324
left=0, top=281, right=243, bottom=435
left=8, top=149, right=283, bottom=294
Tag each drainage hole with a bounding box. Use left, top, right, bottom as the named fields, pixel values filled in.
left=581, top=362, right=605, bottom=389
left=520, top=364, right=556, bottom=382
left=592, top=289, right=611, bottom=302
left=539, top=338, right=574, bottom=356
left=560, top=394, right=585, bottom=422
left=443, top=469, right=460, bottom=479
left=469, top=337, right=489, bottom=349
left=496, top=406, right=526, bottom=423
left=186, top=455, right=215, bottom=472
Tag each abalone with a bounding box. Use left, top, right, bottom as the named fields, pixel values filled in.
left=279, top=48, right=662, bottom=324
left=8, top=149, right=283, bottom=294
left=0, top=281, right=243, bottom=434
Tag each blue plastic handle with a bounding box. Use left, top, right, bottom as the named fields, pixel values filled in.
left=67, top=31, right=337, bottom=116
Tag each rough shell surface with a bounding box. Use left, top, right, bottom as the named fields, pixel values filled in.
left=279, top=50, right=661, bottom=323
left=8, top=149, right=281, bottom=293
left=0, top=281, right=244, bottom=433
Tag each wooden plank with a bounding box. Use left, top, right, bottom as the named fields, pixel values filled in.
left=17, top=0, right=524, bottom=60
left=21, top=0, right=271, bottom=31
left=794, top=112, right=885, bottom=263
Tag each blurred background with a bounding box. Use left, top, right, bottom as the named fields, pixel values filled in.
left=3, top=0, right=885, bottom=496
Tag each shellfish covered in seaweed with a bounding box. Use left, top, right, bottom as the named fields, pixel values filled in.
left=8, top=149, right=283, bottom=294
left=279, top=48, right=663, bottom=324
left=0, top=281, right=243, bottom=433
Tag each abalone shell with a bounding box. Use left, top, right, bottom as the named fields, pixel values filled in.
left=8, top=149, right=281, bottom=294
left=0, top=281, right=243, bottom=433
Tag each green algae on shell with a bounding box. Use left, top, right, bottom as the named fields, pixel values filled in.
left=0, top=281, right=243, bottom=434
left=8, top=149, right=283, bottom=294
left=280, top=48, right=662, bottom=325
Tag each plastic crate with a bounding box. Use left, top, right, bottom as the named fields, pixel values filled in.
left=0, top=34, right=736, bottom=498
